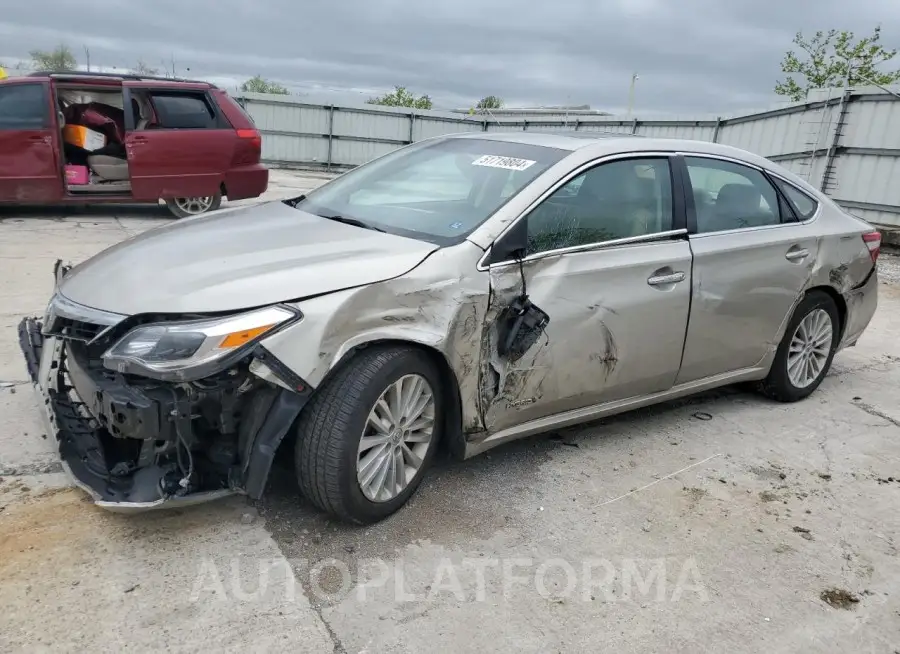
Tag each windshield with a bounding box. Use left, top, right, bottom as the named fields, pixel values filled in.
left=294, top=137, right=568, bottom=245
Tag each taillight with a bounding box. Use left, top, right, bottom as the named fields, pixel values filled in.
left=862, top=231, right=881, bottom=263
left=236, top=128, right=261, bottom=151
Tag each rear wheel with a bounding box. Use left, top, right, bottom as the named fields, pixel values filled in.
left=165, top=192, right=222, bottom=218
left=294, top=346, right=443, bottom=524
left=758, top=291, right=840, bottom=402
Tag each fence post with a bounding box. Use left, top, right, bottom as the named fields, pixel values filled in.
left=711, top=117, right=722, bottom=143
left=408, top=113, right=415, bottom=144
left=326, top=105, right=335, bottom=171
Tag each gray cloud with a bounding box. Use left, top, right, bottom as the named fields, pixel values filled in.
left=2, top=0, right=899, bottom=114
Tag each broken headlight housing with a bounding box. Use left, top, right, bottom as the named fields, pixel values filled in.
left=102, top=305, right=300, bottom=381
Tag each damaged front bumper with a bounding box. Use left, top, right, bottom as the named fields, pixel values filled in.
left=17, top=299, right=313, bottom=513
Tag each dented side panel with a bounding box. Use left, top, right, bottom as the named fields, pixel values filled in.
left=678, top=224, right=820, bottom=384
left=480, top=241, right=693, bottom=434
left=258, top=241, right=491, bottom=434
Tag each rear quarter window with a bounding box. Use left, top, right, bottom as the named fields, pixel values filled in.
left=772, top=177, right=819, bottom=220
left=150, top=93, right=218, bottom=129
left=0, top=83, right=49, bottom=129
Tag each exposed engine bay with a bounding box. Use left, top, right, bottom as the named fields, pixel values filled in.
left=18, top=262, right=312, bottom=510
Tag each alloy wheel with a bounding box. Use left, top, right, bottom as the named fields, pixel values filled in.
left=356, top=374, right=435, bottom=503
left=173, top=196, right=214, bottom=215
left=787, top=308, right=833, bottom=389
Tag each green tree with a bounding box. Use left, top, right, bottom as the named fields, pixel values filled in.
left=367, top=86, right=433, bottom=110
left=240, top=75, right=290, bottom=95
left=29, top=44, right=77, bottom=71
left=476, top=95, right=504, bottom=109
left=776, top=26, right=900, bottom=101
left=133, top=59, right=159, bottom=76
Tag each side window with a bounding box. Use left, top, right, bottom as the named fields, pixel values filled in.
left=773, top=177, right=819, bottom=220
left=149, top=93, right=217, bottom=129
left=685, top=156, right=782, bottom=233
left=526, top=158, right=673, bottom=255
left=0, top=83, right=48, bottom=130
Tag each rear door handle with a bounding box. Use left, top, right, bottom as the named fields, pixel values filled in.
left=647, top=271, right=686, bottom=286
left=785, top=247, right=809, bottom=262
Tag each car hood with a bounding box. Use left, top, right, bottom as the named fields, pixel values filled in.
left=58, top=201, right=440, bottom=315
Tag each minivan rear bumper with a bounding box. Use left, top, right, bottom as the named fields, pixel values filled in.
left=225, top=165, right=269, bottom=201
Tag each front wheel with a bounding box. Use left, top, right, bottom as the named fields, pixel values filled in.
left=165, top=192, right=222, bottom=218
left=294, top=346, right=443, bottom=524
left=758, top=291, right=840, bottom=402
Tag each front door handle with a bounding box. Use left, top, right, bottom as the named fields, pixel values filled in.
left=647, top=271, right=686, bottom=286
left=785, top=247, right=810, bottom=262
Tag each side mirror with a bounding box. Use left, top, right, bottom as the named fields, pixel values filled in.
left=488, top=218, right=528, bottom=265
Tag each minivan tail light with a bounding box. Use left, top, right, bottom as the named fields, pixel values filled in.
left=236, top=128, right=261, bottom=150
left=233, top=128, right=261, bottom=165
left=862, top=231, right=881, bottom=263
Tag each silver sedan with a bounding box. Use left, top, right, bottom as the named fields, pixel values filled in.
left=20, top=133, right=880, bottom=523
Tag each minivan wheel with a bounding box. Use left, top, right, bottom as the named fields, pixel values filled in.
left=294, top=346, right=443, bottom=524
left=758, top=291, right=840, bottom=402
left=165, top=192, right=222, bottom=218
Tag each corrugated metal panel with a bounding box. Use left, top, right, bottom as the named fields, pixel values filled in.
left=240, top=91, right=900, bottom=218
left=840, top=99, right=900, bottom=149
left=774, top=154, right=828, bottom=186
left=261, top=134, right=328, bottom=166
left=576, top=123, right=634, bottom=134
left=637, top=124, right=716, bottom=140
left=332, top=109, right=408, bottom=142
left=830, top=154, right=900, bottom=207
left=834, top=204, right=900, bottom=228
left=415, top=117, right=482, bottom=140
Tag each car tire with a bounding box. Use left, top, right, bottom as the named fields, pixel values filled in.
left=165, top=192, right=223, bottom=218
left=758, top=290, right=840, bottom=402
left=294, top=346, right=444, bottom=524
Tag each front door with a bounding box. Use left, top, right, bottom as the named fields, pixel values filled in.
left=0, top=81, right=63, bottom=203
left=123, top=82, right=234, bottom=201
left=675, top=154, right=820, bottom=384
left=481, top=155, right=692, bottom=433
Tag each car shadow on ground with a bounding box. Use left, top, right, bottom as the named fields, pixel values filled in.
left=0, top=204, right=171, bottom=220
left=256, top=383, right=758, bottom=599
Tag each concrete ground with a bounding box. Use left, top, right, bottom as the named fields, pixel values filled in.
left=2, top=170, right=899, bottom=653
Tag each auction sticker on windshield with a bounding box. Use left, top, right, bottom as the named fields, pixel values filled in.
left=472, top=155, right=536, bottom=171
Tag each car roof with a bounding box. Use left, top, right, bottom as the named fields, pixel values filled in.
left=443, top=131, right=789, bottom=179
left=19, top=70, right=216, bottom=88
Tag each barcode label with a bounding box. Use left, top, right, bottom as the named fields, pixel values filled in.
left=472, top=155, right=536, bottom=171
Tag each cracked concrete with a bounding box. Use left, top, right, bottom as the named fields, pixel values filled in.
left=2, top=178, right=900, bottom=652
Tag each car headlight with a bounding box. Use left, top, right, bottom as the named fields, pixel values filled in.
left=102, top=305, right=300, bottom=381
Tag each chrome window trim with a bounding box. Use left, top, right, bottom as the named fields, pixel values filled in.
left=679, top=152, right=822, bottom=238
left=478, top=228, right=688, bottom=271
left=477, top=150, right=681, bottom=269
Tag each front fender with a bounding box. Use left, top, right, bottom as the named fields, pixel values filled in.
left=257, top=247, right=490, bottom=436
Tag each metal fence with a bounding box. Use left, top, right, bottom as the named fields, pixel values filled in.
left=237, top=88, right=900, bottom=227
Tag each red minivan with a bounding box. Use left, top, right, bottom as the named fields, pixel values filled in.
left=0, top=71, right=268, bottom=217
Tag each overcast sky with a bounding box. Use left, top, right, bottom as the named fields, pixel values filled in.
left=2, top=0, right=899, bottom=114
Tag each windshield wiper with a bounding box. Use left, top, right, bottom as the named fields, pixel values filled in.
left=318, top=214, right=386, bottom=233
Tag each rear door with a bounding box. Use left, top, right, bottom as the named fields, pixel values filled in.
left=675, top=154, right=819, bottom=384
left=122, top=82, right=234, bottom=200
left=0, top=80, right=63, bottom=202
